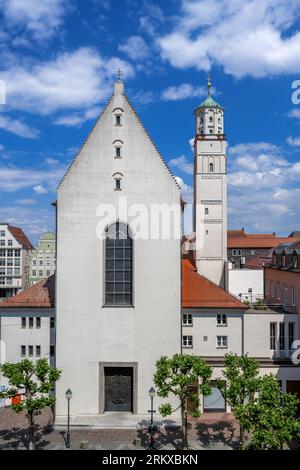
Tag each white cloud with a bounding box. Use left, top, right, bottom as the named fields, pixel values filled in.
left=0, top=205, right=54, bottom=243
left=0, top=164, right=66, bottom=192
left=0, top=48, right=134, bottom=117
left=288, top=109, right=300, bottom=119
left=33, top=185, right=48, bottom=194
left=157, top=0, right=300, bottom=78
left=169, top=155, right=193, bottom=175
left=287, top=135, right=300, bottom=147
left=45, top=158, right=59, bottom=165
left=119, top=36, right=150, bottom=61
left=139, top=2, right=165, bottom=37
left=0, top=114, right=39, bottom=138
left=175, top=176, right=193, bottom=234
left=16, top=198, right=36, bottom=205
left=227, top=141, right=300, bottom=233
left=54, top=106, right=101, bottom=127
left=0, top=0, right=67, bottom=40
left=161, top=84, right=206, bottom=101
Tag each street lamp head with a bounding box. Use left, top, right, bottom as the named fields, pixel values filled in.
left=149, top=386, right=156, bottom=399
left=65, top=388, right=72, bottom=400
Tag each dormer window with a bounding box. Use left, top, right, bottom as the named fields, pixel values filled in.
left=272, top=254, right=276, bottom=265
left=282, top=255, right=286, bottom=268
left=293, top=256, right=298, bottom=269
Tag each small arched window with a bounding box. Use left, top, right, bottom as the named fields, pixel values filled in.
left=209, top=162, right=214, bottom=172
left=105, top=222, right=133, bottom=306
left=113, top=172, right=123, bottom=191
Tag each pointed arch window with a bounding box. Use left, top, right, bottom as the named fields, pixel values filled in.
left=104, top=222, right=133, bottom=306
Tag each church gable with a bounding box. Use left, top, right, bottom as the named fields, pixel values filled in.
left=58, top=81, right=179, bottom=195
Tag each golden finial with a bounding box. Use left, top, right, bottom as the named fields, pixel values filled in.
left=207, top=72, right=212, bottom=95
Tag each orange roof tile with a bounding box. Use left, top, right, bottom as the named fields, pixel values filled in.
left=0, top=276, right=55, bottom=308
left=182, top=259, right=246, bottom=309
left=227, top=237, right=300, bottom=249
left=8, top=226, right=34, bottom=250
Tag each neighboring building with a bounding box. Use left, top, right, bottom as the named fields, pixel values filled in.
left=193, top=77, right=227, bottom=288
left=226, top=263, right=264, bottom=302
left=182, top=259, right=300, bottom=412
left=55, top=78, right=181, bottom=423
left=0, top=276, right=55, bottom=405
left=264, top=241, right=300, bottom=339
left=0, top=223, right=33, bottom=300
left=228, top=229, right=299, bottom=268
left=30, top=232, right=56, bottom=285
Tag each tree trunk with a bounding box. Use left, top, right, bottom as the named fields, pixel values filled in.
left=240, top=423, right=245, bottom=450
left=181, top=399, right=188, bottom=449
left=27, top=412, right=35, bottom=450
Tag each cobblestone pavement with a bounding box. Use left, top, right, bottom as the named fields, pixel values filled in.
left=0, top=408, right=239, bottom=450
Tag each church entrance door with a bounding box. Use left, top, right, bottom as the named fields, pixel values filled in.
left=104, top=367, right=133, bottom=412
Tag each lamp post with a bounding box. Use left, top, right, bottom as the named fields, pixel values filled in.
left=65, top=388, right=72, bottom=449
left=148, top=386, right=156, bottom=449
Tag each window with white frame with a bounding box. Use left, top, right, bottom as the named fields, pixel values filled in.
left=216, top=336, right=228, bottom=348
left=0, top=230, right=5, bottom=237
left=21, top=317, right=26, bottom=329
left=21, top=345, right=26, bottom=356
left=0, top=240, right=4, bottom=246
left=36, top=317, right=41, bottom=329
left=36, top=345, right=41, bottom=357
left=29, top=317, right=34, bottom=329
left=182, top=335, right=193, bottom=348
left=8, top=240, right=12, bottom=246
left=217, top=314, right=227, bottom=326
left=279, top=323, right=285, bottom=351
left=288, top=322, right=295, bottom=350
left=270, top=322, right=276, bottom=350
left=291, top=285, right=296, bottom=306
left=182, top=313, right=193, bottom=326
left=28, top=345, right=33, bottom=357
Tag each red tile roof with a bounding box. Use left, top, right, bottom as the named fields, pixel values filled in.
left=182, top=259, right=246, bottom=309
left=227, top=236, right=299, bottom=249
left=0, top=276, right=55, bottom=308
left=8, top=226, right=34, bottom=250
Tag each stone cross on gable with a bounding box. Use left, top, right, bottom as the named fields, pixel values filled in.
left=116, top=69, right=124, bottom=81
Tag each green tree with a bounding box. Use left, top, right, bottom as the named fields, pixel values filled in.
left=0, top=359, right=61, bottom=450
left=243, top=374, right=300, bottom=450
left=216, top=353, right=261, bottom=448
left=154, top=354, right=212, bottom=449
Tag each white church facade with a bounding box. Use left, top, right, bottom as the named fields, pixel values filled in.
left=54, top=80, right=182, bottom=419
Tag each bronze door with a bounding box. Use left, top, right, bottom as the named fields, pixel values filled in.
left=105, top=367, right=133, bottom=412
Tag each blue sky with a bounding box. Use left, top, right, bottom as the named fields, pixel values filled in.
left=1, top=0, right=300, bottom=244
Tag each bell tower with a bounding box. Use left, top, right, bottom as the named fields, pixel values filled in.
left=193, top=75, right=227, bottom=287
